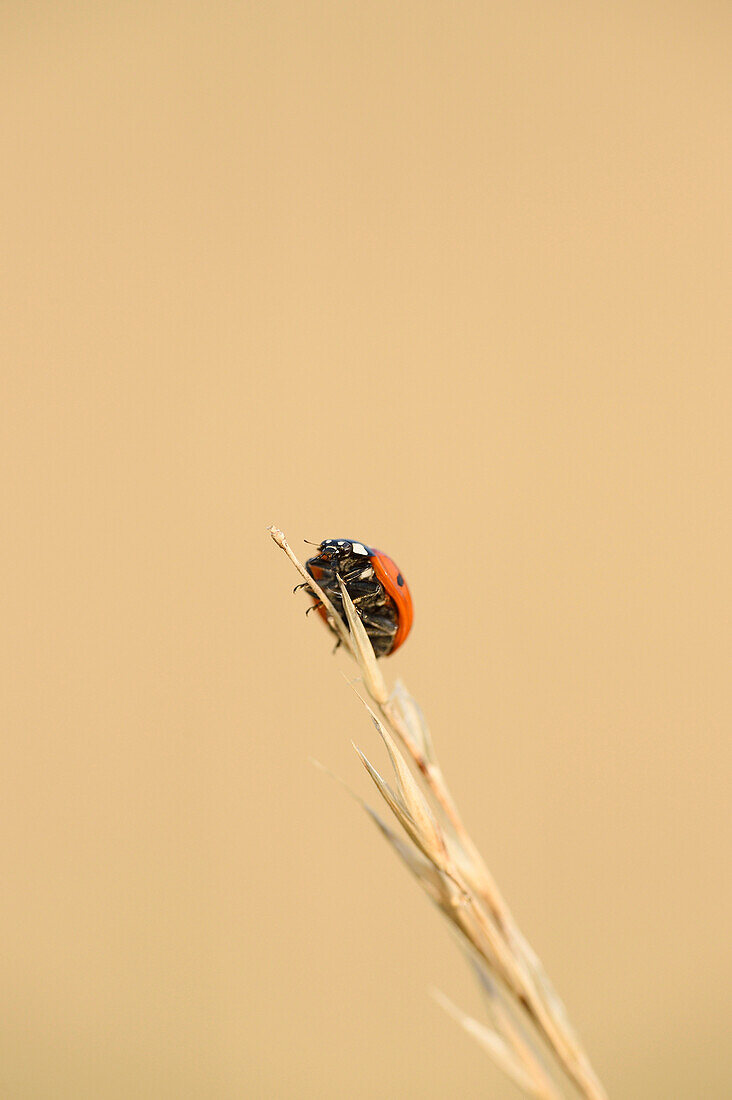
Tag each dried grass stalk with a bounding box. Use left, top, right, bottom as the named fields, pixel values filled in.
left=269, top=525, right=607, bottom=1100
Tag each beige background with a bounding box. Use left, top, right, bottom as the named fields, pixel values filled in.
left=2, top=3, right=730, bottom=1097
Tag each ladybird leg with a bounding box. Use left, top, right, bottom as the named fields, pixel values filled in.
left=293, top=582, right=312, bottom=594
left=306, top=565, right=335, bottom=583
left=359, top=612, right=398, bottom=637
left=340, top=563, right=374, bottom=582
left=346, top=580, right=381, bottom=596
left=343, top=580, right=382, bottom=606
left=305, top=602, right=323, bottom=617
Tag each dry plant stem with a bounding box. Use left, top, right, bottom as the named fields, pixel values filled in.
left=490, top=1002, right=562, bottom=1100
left=462, top=877, right=603, bottom=1100
left=382, top=699, right=605, bottom=1100
left=385, top=701, right=507, bottom=914
left=269, top=525, right=607, bottom=1100
left=268, top=526, right=354, bottom=656
left=433, top=987, right=560, bottom=1100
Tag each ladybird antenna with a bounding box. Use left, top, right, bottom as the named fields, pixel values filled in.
left=303, top=538, right=320, bottom=547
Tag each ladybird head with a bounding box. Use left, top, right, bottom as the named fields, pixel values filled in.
left=318, top=538, right=371, bottom=563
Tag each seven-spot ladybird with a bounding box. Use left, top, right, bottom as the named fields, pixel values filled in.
left=303, top=539, right=413, bottom=657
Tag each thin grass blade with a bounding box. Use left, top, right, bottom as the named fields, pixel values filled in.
left=337, top=576, right=388, bottom=704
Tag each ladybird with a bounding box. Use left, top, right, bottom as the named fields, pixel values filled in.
left=302, top=538, right=413, bottom=657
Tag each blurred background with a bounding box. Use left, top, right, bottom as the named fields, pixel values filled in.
left=1, top=2, right=730, bottom=1097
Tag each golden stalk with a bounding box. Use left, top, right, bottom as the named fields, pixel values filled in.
left=269, top=525, right=607, bottom=1100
